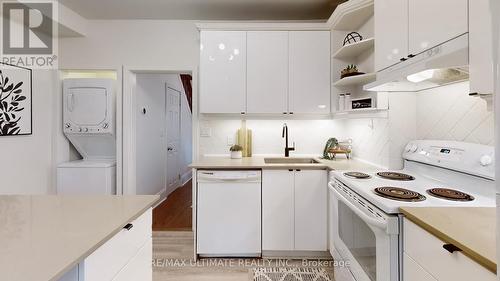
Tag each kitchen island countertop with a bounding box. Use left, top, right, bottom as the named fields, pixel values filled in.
left=0, top=195, right=160, bottom=281
left=190, top=156, right=380, bottom=171
left=400, top=207, right=496, bottom=273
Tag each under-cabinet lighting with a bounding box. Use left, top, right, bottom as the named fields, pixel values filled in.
left=407, top=69, right=435, bottom=83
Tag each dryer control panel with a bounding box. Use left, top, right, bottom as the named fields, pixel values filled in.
left=63, top=79, right=115, bottom=135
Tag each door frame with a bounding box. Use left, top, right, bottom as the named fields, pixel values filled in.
left=165, top=83, right=182, bottom=194
left=121, top=67, right=198, bottom=196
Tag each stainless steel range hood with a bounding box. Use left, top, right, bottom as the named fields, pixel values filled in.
left=364, top=34, right=469, bottom=92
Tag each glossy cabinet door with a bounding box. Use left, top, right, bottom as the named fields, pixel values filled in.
left=403, top=253, right=437, bottom=281
left=199, top=31, right=246, bottom=114
left=469, top=0, right=494, bottom=95
left=247, top=31, right=289, bottom=114
left=408, top=0, right=468, bottom=55
left=289, top=31, right=330, bottom=114
left=294, top=169, right=327, bottom=251
left=374, top=0, right=409, bottom=71
left=262, top=170, right=295, bottom=251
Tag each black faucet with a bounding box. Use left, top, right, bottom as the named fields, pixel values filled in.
left=282, top=123, right=295, bottom=157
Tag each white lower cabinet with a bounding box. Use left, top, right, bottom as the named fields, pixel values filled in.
left=403, top=218, right=495, bottom=281
left=59, top=209, right=153, bottom=281
left=262, top=169, right=327, bottom=253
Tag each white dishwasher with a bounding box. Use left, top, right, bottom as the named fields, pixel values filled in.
left=197, top=170, right=262, bottom=257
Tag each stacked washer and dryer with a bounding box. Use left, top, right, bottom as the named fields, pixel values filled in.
left=57, top=78, right=117, bottom=195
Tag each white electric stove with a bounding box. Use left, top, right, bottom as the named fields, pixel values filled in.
left=328, top=140, right=495, bottom=281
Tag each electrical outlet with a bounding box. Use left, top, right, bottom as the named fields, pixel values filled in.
left=200, top=127, right=211, bottom=137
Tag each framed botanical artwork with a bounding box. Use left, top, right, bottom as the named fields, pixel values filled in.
left=0, top=62, right=32, bottom=136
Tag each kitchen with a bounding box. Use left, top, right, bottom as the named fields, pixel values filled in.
left=0, top=0, right=498, bottom=281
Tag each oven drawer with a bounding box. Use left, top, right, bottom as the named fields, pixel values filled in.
left=403, top=218, right=495, bottom=281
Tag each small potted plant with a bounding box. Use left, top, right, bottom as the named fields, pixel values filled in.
left=340, top=64, right=364, bottom=79
left=230, top=144, right=243, bottom=159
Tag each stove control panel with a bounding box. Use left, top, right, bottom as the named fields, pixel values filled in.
left=403, top=140, right=494, bottom=180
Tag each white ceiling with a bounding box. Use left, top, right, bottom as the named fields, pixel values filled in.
left=58, top=0, right=345, bottom=21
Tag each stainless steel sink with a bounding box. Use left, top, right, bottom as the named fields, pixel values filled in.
left=264, top=158, right=320, bottom=164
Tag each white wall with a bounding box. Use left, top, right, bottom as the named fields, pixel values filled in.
left=0, top=70, right=58, bottom=194
left=199, top=119, right=346, bottom=157
left=135, top=74, right=192, bottom=196
left=59, top=20, right=199, bottom=70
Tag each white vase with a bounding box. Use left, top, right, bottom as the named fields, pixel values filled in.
left=230, top=151, right=242, bottom=159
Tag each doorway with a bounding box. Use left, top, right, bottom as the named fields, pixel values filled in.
left=130, top=72, right=193, bottom=230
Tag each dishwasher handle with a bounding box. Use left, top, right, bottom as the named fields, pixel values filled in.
left=197, top=171, right=261, bottom=183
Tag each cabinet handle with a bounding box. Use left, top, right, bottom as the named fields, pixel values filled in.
left=289, top=112, right=294, bottom=115
left=288, top=169, right=293, bottom=172
left=296, top=169, right=301, bottom=172
left=408, top=54, right=415, bottom=58
left=240, top=112, right=246, bottom=115
left=443, top=243, right=461, bottom=253
left=400, top=58, right=407, bottom=62
left=124, top=223, right=134, bottom=231
left=469, top=92, right=479, bottom=96
left=283, top=112, right=288, bottom=115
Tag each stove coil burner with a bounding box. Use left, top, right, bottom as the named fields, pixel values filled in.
left=427, top=188, right=475, bottom=202
left=374, top=187, right=426, bottom=202
left=344, top=172, right=371, bottom=179
left=376, top=172, right=415, bottom=181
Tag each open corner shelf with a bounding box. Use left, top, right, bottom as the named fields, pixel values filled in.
left=332, top=37, right=374, bottom=59
left=333, top=108, right=388, bottom=119
left=328, top=0, right=374, bottom=31
left=332, top=72, right=376, bottom=87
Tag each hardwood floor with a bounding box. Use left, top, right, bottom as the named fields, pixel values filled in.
left=152, top=231, right=335, bottom=281
left=153, top=180, right=192, bottom=231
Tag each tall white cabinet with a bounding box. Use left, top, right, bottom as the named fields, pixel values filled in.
left=199, top=31, right=247, bottom=114
left=262, top=169, right=327, bottom=253
left=199, top=29, right=330, bottom=115
left=247, top=31, right=289, bottom=114
left=289, top=31, right=331, bottom=114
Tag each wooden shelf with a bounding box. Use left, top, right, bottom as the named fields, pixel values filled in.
left=332, top=38, right=374, bottom=59
left=333, top=72, right=376, bottom=87
left=327, top=0, right=374, bottom=31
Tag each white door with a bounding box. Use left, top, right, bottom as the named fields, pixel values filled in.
left=199, top=31, right=247, bottom=114
left=408, top=0, right=468, bottom=55
left=288, top=31, right=331, bottom=114
left=294, top=169, right=327, bottom=251
left=166, top=86, right=181, bottom=194
left=262, top=169, right=294, bottom=251
left=136, top=76, right=167, bottom=195
left=247, top=31, right=289, bottom=114
left=374, top=0, right=409, bottom=71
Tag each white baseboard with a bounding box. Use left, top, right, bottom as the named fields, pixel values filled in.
left=180, top=170, right=193, bottom=185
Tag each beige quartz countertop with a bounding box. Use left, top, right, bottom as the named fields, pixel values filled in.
left=400, top=207, right=496, bottom=273
left=0, top=195, right=160, bottom=281
left=190, top=156, right=379, bottom=171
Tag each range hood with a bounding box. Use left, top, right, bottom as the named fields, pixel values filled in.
left=364, top=34, right=469, bottom=92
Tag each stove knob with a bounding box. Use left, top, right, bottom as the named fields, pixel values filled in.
left=84, top=128, right=89, bottom=132
left=480, top=155, right=493, bottom=166
left=65, top=123, right=71, bottom=129
left=410, top=144, right=418, bottom=153
left=103, top=123, right=109, bottom=129
left=405, top=144, right=412, bottom=152
left=78, top=127, right=82, bottom=132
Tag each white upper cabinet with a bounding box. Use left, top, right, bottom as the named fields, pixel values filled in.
left=469, top=0, right=494, bottom=96
left=289, top=31, right=331, bottom=114
left=374, top=0, right=408, bottom=71
left=408, top=0, right=468, bottom=55
left=374, top=0, right=468, bottom=72
left=200, top=31, right=247, bottom=114
left=247, top=31, right=289, bottom=114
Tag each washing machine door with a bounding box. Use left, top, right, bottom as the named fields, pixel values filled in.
left=63, top=78, right=114, bottom=134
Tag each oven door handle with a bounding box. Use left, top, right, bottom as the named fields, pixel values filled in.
left=329, top=183, right=388, bottom=231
